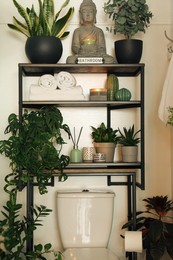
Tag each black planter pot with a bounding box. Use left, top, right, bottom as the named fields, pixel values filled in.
left=115, top=39, right=143, bottom=64
left=25, top=36, right=63, bottom=64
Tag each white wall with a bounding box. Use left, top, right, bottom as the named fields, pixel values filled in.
left=0, top=0, right=172, bottom=259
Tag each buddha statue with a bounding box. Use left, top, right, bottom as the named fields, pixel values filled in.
left=66, top=0, right=115, bottom=64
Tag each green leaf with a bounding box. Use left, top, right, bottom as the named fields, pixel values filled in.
left=148, top=219, right=163, bottom=242
left=44, top=242, right=52, bottom=252
left=34, top=243, right=43, bottom=252
left=43, top=0, right=55, bottom=30
left=12, top=0, right=33, bottom=35
left=52, top=7, right=74, bottom=38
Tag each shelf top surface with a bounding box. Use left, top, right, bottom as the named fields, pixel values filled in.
left=67, top=162, right=141, bottom=168
left=19, top=63, right=145, bottom=76
left=22, top=100, right=141, bottom=108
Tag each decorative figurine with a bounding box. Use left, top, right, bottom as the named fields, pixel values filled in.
left=66, top=0, right=115, bottom=64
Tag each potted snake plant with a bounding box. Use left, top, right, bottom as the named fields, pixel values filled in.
left=8, top=0, right=74, bottom=63
left=91, top=122, right=119, bottom=162
left=103, top=0, right=153, bottom=63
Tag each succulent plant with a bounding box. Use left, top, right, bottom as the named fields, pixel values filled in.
left=91, top=122, right=119, bottom=143
left=118, top=124, right=141, bottom=146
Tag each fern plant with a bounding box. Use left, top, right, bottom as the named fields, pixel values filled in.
left=8, top=0, right=74, bottom=39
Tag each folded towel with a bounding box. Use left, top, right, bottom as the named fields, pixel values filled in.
left=55, top=71, right=76, bottom=90
left=158, top=54, right=173, bottom=124
left=29, top=85, right=85, bottom=101
left=38, top=74, right=57, bottom=90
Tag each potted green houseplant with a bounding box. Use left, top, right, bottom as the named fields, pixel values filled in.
left=103, top=0, right=153, bottom=63
left=91, top=122, right=119, bottom=162
left=122, top=195, right=173, bottom=259
left=8, top=0, right=74, bottom=63
left=118, top=124, right=140, bottom=162
left=0, top=105, right=71, bottom=194
left=0, top=106, right=70, bottom=259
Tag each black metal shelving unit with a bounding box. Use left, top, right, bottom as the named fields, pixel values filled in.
left=18, top=63, right=145, bottom=260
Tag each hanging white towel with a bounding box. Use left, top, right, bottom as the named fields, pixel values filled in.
left=158, top=54, right=173, bottom=124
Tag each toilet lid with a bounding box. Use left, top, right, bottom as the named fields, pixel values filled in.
left=62, top=248, right=119, bottom=260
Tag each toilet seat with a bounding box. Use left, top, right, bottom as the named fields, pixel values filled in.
left=62, top=248, right=119, bottom=260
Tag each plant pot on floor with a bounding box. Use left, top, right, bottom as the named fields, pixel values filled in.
left=122, top=146, right=138, bottom=162
left=115, top=39, right=143, bottom=64
left=94, top=142, right=116, bottom=162
left=25, top=36, right=63, bottom=64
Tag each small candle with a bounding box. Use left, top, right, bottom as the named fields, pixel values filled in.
left=90, top=88, right=107, bottom=101
left=83, top=36, right=96, bottom=45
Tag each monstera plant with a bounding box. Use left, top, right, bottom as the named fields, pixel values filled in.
left=0, top=106, right=71, bottom=194
left=0, top=106, right=70, bottom=259
left=8, top=0, right=74, bottom=63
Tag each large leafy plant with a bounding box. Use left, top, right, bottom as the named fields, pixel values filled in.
left=118, top=124, right=141, bottom=146
left=0, top=168, right=62, bottom=259
left=0, top=106, right=71, bottom=258
left=122, top=195, right=173, bottom=259
left=8, top=0, right=74, bottom=39
left=91, top=122, right=119, bottom=143
left=103, top=0, right=153, bottom=39
left=0, top=106, right=71, bottom=194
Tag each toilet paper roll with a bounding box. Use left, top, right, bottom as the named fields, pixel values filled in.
left=125, top=231, right=143, bottom=253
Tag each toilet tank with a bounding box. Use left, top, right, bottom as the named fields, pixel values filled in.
left=56, top=190, right=115, bottom=248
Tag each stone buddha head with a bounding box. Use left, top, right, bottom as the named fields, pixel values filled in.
left=79, top=0, right=97, bottom=24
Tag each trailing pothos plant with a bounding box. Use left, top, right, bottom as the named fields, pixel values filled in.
left=0, top=105, right=71, bottom=194
left=0, top=105, right=71, bottom=259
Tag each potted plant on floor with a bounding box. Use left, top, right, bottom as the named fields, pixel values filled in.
left=118, top=124, right=140, bottom=162
left=103, top=0, right=153, bottom=63
left=8, top=0, right=74, bottom=63
left=122, top=195, right=173, bottom=259
left=91, top=122, right=119, bottom=162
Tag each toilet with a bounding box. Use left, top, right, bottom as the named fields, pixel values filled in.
left=56, top=190, right=119, bottom=260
